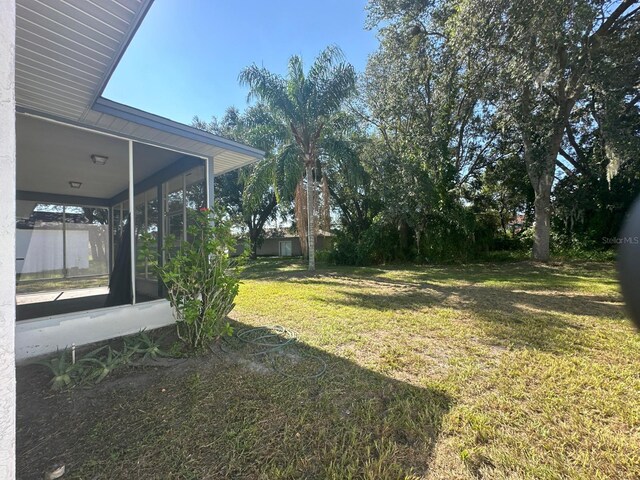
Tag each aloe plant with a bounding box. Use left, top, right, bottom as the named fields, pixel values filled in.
left=124, top=330, right=168, bottom=361
left=80, top=347, right=124, bottom=384
left=35, top=349, right=82, bottom=391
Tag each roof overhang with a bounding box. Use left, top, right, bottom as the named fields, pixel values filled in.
left=14, top=0, right=263, bottom=174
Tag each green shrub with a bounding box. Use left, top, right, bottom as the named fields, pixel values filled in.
left=418, top=213, right=475, bottom=263
left=144, top=207, right=244, bottom=352
left=314, top=248, right=332, bottom=264
left=330, top=220, right=402, bottom=266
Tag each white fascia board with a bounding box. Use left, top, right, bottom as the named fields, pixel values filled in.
left=92, top=97, right=265, bottom=159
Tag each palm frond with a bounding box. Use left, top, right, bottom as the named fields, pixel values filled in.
left=275, top=143, right=305, bottom=202
left=243, top=156, right=276, bottom=210
left=287, top=55, right=306, bottom=105
left=307, top=45, right=345, bottom=84
left=321, top=136, right=368, bottom=188
left=314, top=63, right=357, bottom=116
left=239, top=65, right=296, bottom=120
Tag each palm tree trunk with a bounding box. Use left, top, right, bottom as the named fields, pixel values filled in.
left=306, top=164, right=315, bottom=271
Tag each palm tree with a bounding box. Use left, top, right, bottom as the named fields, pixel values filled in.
left=239, top=46, right=356, bottom=270
left=194, top=105, right=287, bottom=259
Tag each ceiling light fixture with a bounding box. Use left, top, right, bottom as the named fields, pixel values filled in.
left=69, top=181, right=82, bottom=189
left=91, top=154, right=108, bottom=165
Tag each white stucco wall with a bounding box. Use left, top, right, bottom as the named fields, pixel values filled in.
left=0, top=0, right=16, bottom=476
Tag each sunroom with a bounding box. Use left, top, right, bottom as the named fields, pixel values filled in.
left=15, top=106, right=262, bottom=361
left=13, top=0, right=263, bottom=361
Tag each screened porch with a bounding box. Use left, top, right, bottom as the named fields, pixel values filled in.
left=16, top=114, right=211, bottom=321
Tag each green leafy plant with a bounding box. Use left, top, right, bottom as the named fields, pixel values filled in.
left=79, top=346, right=125, bottom=384
left=168, top=340, right=187, bottom=358
left=35, top=348, right=82, bottom=391
left=123, top=330, right=168, bottom=361
left=35, top=332, right=171, bottom=391
left=142, top=206, right=244, bottom=352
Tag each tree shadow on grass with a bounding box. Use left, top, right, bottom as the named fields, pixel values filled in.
left=339, top=261, right=619, bottom=292
left=17, top=321, right=453, bottom=480
left=242, top=260, right=618, bottom=292
left=301, top=274, right=625, bottom=353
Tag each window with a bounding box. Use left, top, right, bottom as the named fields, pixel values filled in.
left=164, top=175, right=184, bottom=245
left=134, top=189, right=158, bottom=280
left=163, top=165, right=206, bottom=251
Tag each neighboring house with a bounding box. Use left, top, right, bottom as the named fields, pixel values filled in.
left=4, top=0, right=263, bottom=368
left=255, top=230, right=333, bottom=257
left=234, top=229, right=333, bottom=257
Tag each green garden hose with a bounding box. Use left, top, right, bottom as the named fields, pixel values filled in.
left=221, top=325, right=327, bottom=379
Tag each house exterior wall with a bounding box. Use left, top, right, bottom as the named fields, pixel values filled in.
left=0, top=0, right=16, bottom=476
left=258, top=238, right=303, bottom=256
left=255, top=236, right=331, bottom=257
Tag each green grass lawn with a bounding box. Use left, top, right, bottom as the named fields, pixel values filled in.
left=18, top=260, right=640, bottom=479
left=16, top=274, right=108, bottom=294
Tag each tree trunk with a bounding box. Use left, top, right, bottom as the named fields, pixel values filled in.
left=520, top=80, right=567, bottom=262
left=306, top=164, right=316, bottom=271
left=532, top=175, right=552, bottom=261
left=523, top=140, right=555, bottom=262
left=246, top=195, right=277, bottom=261
left=248, top=228, right=258, bottom=259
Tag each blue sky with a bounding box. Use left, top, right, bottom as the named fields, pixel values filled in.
left=103, top=0, right=379, bottom=125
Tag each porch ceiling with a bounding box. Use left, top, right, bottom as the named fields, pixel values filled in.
left=16, top=115, right=191, bottom=200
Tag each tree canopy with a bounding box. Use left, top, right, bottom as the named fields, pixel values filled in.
left=194, top=1, right=639, bottom=265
